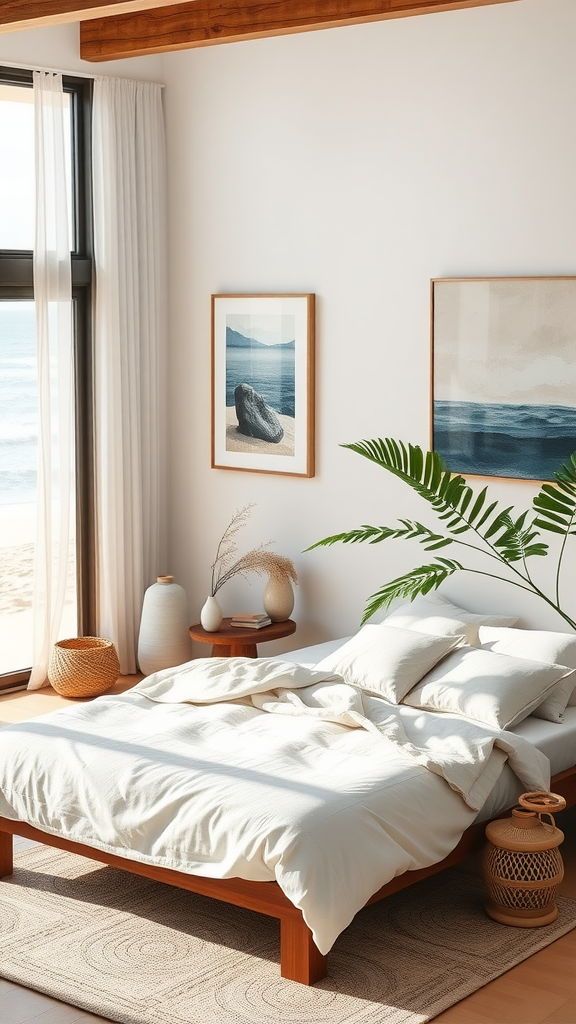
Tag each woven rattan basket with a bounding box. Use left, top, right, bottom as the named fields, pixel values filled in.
left=48, top=637, right=120, bottom=698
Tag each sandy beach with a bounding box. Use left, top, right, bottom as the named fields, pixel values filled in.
left=225, top=406, right=295, bottom=457
left=0, top=504, right=35, bottom=673
left=0, top=502, right=76, bottom=675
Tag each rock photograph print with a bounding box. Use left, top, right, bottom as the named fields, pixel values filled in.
left=225, top=312, right=296, bottom=457
left=432, top=278, right=576, bottom=480
left=211, top=295, right=315, bottom=477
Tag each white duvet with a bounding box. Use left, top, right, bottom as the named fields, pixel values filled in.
left=0, top=657, right=550, bottom=953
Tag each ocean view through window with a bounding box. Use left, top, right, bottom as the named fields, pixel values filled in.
left=0, top=301, right=77, bottom=675
left=0, top=69, right=92, bottom=687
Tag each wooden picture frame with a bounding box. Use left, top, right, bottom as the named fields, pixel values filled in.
left=431, top=277, right=576, bottom=481
left=211, top=294, right=315, bottom=477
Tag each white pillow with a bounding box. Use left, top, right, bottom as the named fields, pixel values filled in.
left=314, top=624, right=462, bottom=704
left=402, top=646, right=573, bottom=730
left=383, top=593, right=518, bottom=647
left=383, top=610, right=479, bottom=647
left=479, top=626, right=576, bottom=720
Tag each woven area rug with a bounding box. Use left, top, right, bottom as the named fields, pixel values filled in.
left=1, top=846, right=576, bottom=1024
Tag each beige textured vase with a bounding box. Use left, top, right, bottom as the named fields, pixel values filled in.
left=263, top=575, right=294, bottom=622
left=137, top=575, right=191, bottom=674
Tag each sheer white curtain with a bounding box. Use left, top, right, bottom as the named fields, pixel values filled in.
left=28, top=71, right=74, bottom=690
left=92, top=77, right=166, bottom=674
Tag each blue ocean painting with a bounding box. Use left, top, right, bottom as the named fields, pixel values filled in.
left=434, top=401, right=576, bottom=480
left=226, top=326, right=295, bottom=417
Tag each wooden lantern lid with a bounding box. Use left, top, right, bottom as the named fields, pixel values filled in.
left=485, top=792, right=566, bottom=853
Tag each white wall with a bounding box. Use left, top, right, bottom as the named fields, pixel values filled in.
left=162, top=0, right=576, bottom=652
left=3, top=4, right=575, bottom=653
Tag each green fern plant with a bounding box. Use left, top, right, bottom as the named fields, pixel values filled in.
left=307, top=438, right=576, bottom=630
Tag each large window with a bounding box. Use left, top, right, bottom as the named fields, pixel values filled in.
left=0, top=68, right=93, bottom=689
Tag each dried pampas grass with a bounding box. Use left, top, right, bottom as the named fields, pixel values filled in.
left=210, top=505, right=298, bottom=598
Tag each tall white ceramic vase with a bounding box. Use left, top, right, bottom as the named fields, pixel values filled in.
left=137, top=575, right=191, bottom=675
left=263, top=575, right=294, bottom=622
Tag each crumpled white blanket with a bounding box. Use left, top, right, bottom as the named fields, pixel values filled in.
left=0, top=657, right=550, bottom=953
left=134, top=657, right=550, bottom=812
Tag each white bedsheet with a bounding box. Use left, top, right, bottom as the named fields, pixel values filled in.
left=476, top=707, right=576, bottom=821
left=0, top=656, right=549, bottom=953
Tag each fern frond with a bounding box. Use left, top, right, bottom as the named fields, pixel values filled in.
left=305, top=526, right=408, bottom=549
left=307, top=437, right=576, bottom=633
left=341, top=438, right=545, bottom=553
left=533, top=457, right=576, bottom=537
left=491, top=513, right=548, bottom=562
left=360, top=558, right=463, bottom=624
left=306, top=520, right=454, bottom=551
left=390, top=519, right=454, bottom=550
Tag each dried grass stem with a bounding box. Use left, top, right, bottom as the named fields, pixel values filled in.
left=211, top=506, right=298, bottom=597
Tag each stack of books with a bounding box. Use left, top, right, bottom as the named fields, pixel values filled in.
left=230, top=613, right=272, bottom=629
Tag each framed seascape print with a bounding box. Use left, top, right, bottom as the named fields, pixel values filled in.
left=211, top=293, right=315, bottom=477
left=431, top=278, right=576, bottom=481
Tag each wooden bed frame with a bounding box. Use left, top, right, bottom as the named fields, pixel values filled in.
left=1, top=764, right=575, bottom=986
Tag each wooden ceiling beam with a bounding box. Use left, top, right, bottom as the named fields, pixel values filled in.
left=80, top=0, right=522, bottom=62
left=0, top=0, right=187, bottom=34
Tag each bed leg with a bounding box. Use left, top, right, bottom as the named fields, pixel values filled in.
left=0, top=831, right=13, bottom=877
left=280, top=914, right=328, bottom=985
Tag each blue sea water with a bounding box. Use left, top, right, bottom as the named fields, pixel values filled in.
left=434, top=400, right=576, bottom=480
left=0, top=302, right=38, bottom=506
left=226, top=347, right=296, bottom=418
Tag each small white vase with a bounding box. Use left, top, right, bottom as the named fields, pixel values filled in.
left=263, top=575, right=294, bottom=622
left=200, top=595, right=223, bottom=632
left=137, top=575, right=191, bottom=675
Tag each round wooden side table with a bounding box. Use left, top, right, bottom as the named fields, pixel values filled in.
left=189, top=618, right=296, bottom=658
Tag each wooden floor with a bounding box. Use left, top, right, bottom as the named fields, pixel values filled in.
left=1, top=681, right=576, bottom=1024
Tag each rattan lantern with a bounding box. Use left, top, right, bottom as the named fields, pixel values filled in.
left=483, top=791, right=566, bottom=927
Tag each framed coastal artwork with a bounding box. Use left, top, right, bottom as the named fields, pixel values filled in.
left=431, top=278, right=576, bottom=481
left=211, top=293, right=315, bottom=477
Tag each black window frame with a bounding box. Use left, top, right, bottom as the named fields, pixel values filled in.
left=0, top=67, right=95, bottom=691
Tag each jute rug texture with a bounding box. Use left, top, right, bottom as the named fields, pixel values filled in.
left=1, top=845, right=576, bottom=1024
